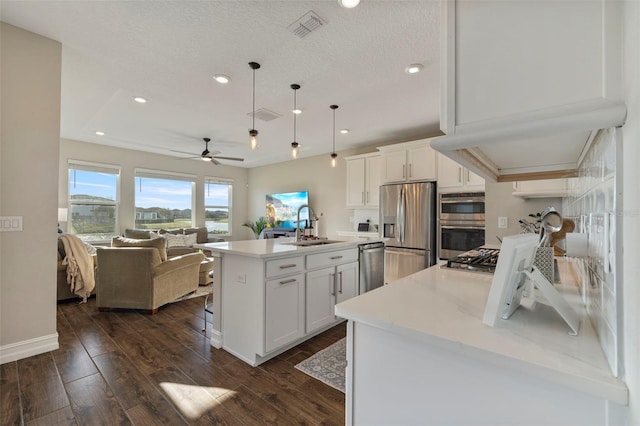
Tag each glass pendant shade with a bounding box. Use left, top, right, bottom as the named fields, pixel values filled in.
left=290, top=84, right=301, bottom=159
left=248, top=62, right=260, bottom=150
left=329, top=105, right=339, bottom=167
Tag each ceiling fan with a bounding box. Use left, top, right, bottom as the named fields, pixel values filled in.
left=174, top=138, right=244, bottom=165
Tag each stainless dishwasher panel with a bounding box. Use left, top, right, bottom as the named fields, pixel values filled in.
left=359, top=242, right=384, bottom=294
left=384, top=246, right=431, bottom=284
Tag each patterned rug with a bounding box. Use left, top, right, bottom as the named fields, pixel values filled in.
left=295, top=337, right=346, bottom=393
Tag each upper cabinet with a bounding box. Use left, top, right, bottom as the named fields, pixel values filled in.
left=378, top=139, right=437, bottom=184
left=345, top=153, right=382, bottom=208
left=432, top=0, right=626, bottom=183
left=512, top=178, right=574, bottom=199
left=437, top=153, right=484, bottom=192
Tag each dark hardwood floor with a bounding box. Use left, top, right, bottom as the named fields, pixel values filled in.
left=0, top=295, right=346, bottom=425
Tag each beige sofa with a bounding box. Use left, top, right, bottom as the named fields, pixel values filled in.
left=96, top=237, right=204, bottom=314
left=123, top=227, right=219, bottom=258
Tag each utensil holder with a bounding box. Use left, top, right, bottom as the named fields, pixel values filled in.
left=533, top=247, right=554, bottom=283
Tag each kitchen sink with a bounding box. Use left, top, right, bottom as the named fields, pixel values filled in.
left=283, top=239, right=346, bottom=247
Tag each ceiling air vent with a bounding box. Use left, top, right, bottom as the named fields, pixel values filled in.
left=287, top=11, right=327, bottom=38
left=248, top=108, right=282, bottom=122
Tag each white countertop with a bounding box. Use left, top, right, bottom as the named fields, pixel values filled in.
left=336, top=230, right=380, bottom=238
left=195, top=236, right=383, bottom=259
left=335, top=260, right=628, bottom=405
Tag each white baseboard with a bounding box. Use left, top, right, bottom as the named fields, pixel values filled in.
left=0, top=333, right=59, bottom=364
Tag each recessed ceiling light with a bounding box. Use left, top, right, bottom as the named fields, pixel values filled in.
left=340, top=129, right=349, bottom=134
left=95, top=131, right=105, bottom=136
left=133, top=96, right=147, bottom=104
left=339, top=0, right=360, bottom=8
left=405, top=63, right=424, bottom=74
left=213, top=74, right=230, bottom=84
left=292, top=108, right=302, bottom=115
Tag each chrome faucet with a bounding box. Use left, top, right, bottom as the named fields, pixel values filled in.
left=296, top=204, right=317, bottom=241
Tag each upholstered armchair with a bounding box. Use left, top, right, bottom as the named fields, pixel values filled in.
left=96, top=246, right=204, bottom=314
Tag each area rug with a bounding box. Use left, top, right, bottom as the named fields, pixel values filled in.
left=295, top=337, right=346, bottom=393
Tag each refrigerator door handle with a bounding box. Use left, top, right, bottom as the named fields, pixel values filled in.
left=399, top=185, right=406, bottom=244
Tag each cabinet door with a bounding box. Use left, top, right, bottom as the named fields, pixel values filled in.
left=306, top=267, right=337, bottom=333
left=407, top=144, right=437, bottom=181
left=382, top=150, right=407, bottom=183
left=365, top=155, right=382, bottom=207
left=265, top=273, right=304, bottom=353
left=437, top=153, right=464, bottom=189
left=465, top=169, right=485, bottom=189
left=335, top=261, right=359, bottom=305
left=346, top=158, right=366, bottom=207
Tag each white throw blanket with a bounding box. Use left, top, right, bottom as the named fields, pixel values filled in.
left=60, top=234, right=95, bottom=303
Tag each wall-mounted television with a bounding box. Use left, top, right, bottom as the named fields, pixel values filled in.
left=266, top=191, right=309, bottom=229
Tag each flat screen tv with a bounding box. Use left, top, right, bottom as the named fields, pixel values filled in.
left=265, top=191, right=309, bottom=229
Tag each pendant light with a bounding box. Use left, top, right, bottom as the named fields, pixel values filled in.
left=330, top=105, right=339, bottom=168
left=248, top=62, right=260, bottom=150
left=290, top=84, right=301, bottom=159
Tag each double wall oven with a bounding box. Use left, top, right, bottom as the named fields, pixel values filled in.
left=438, top=192, right=486, bottom=260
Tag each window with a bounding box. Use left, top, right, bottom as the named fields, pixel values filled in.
left=205, top=178, right=232, bottom=236
left=134, top=169, right=195, bottom=230
left=68, top=161, right=120, bottom=242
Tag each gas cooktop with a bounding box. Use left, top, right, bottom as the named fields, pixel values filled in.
left=444, top=247, right=500, bottom=273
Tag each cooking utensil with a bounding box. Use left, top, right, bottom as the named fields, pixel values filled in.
left=538, top=208, right=562, bottom=247
left=549, top=219, right=576, bottom=255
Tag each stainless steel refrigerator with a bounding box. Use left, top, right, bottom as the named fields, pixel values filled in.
left=380, top=181, right=436, bottom=284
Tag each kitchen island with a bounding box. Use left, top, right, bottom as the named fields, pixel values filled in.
left=194, top=237, right=381, bottom=366
left=335, top=259, right=628, bottom=425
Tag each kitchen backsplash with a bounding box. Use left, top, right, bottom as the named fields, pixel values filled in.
left=563, top=127, right=621, bottom=376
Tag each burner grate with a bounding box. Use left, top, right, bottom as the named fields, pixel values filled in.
left=446, top=248, right=500, bottom=273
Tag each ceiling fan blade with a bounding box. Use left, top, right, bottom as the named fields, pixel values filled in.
left=210, top=157, right=221, bottom=165
left=170, top=149, right=200, bottom=156
left=212, top=156, right=245, bottom=162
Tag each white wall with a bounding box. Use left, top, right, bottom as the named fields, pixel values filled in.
left=59, top=138, right=250, bottom=240
left=246, top=147, right=374, bottom=240
left=0, top=23, right=61, bottom=362
left=622, top=0, right=640, bottom=421
left=485, top=182, right=562, bottom=245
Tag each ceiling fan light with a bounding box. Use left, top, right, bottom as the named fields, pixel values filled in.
left=339, top=0, right=360, bottom=8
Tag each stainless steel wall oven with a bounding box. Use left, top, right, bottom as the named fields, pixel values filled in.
left=438, top=192, right=486, bottom=259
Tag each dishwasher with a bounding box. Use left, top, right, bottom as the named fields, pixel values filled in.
left=359, top=241, right=385, bottom=294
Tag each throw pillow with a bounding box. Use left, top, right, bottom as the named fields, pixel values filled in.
left=184, top=227, right=209, bottom=243
left=149, top=231, right=163, bottom=240
left=111, top=236, right=167, bottom=261
left=124, top=228, right=151, bottom=239
left=164, top=233, right=197, bottom=248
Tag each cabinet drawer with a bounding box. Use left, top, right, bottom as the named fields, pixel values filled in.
left=306, top=248, right=358, bottom=270
left=266, top=256, right=304, bottom=278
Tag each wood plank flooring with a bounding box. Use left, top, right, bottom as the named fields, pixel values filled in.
left=0, top=296, right=346, bottom=425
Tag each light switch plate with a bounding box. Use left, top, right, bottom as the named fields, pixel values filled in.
left=498, top=217, right=508, bottom=229
left=0, top=216, right=23, bottom=232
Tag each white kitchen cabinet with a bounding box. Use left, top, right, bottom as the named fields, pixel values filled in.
left=437, top=153, right=484, bottom=192
left=265, top=273, right=305, bottom=352
left=378, top=140, right=437, bottom=183
left=306, top=267, right=338, bottom=333
left=306, top=248, right=359, bottom=334
left=512, top=178, right=572, bottom=199
left=434, top=0, right=624, bottom=181
left=345, top=153, right=381, bottom=208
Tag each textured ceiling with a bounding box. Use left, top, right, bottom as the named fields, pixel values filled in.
left=1, top=1, right=441, bottom=168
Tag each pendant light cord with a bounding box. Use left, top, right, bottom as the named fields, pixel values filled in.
left=252, top=68, right=256, bottom=130
left=293, top=88, right=297, bottom=142
left=332, top=107, right=336, bottom=153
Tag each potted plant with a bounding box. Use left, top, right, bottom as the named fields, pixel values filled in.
left=243, top=216, right=268, bottom=239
